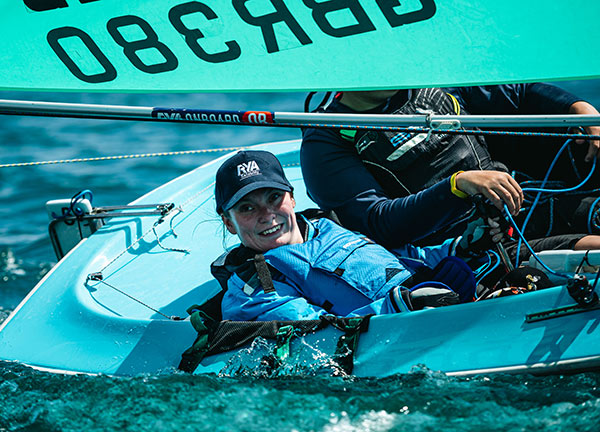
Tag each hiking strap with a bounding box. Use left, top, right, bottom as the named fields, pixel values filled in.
left=323, top=315, right=372, bottom=374
left=178, top=308, right=217, bottom=373
left=177, top=314, right=371, bottom=375
left=254, top=253, right=275, bottom=293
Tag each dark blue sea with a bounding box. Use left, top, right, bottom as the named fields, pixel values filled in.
left=1, top=82, right=600, bottom=431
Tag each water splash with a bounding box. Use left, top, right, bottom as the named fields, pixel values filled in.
left=217, top=336, right=349, bottom=379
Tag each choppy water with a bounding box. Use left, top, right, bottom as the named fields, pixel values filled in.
left=1, top=82, right=600, bottom=431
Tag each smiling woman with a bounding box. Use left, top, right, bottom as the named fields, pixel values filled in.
left=222, top=188, right=303, bottom=252
left=208, top=150, right=488, bottom=322
left=216, top=150, right=303, bottom=252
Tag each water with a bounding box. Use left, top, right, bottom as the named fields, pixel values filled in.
left=1, top=82, right=600, bottom=431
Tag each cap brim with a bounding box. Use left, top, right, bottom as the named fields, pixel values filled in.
left=222, top=181, right=293, bottom=211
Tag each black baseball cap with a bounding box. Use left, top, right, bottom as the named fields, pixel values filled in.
left=215, top=150, right=293, bottom=213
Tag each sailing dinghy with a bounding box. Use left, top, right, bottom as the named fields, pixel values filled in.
left=1, top=136, right=600, bottom=377
left=1, top=0, right=600, bottom=377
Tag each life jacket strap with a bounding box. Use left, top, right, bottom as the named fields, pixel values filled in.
left=254, top=253, right=275, bottom=293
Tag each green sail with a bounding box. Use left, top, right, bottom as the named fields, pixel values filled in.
left=1, top=0, right=599, bottom=92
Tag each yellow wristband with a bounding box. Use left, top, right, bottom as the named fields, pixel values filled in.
left=450, top=171, right=469, bottom=199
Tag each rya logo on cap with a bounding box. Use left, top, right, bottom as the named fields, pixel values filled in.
left=237, top=160, right=260, bottom=179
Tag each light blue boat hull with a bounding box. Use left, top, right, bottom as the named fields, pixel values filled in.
left=1, top=140, right=600, bottom=377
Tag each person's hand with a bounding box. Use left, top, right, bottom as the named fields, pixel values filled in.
left=456, top=217, right=504, bottom=257
left=569, top=101, right=600, bottom=162
left=455, top=171, right=523, bottom=215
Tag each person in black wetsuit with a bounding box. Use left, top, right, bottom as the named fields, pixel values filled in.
left=300, top=84, right=600, bottom=259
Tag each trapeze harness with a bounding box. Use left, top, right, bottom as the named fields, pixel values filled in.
left=346, top=88, right=507, bottom=197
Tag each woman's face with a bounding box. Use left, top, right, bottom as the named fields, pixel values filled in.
left=222, top=188, right=303, bottom=252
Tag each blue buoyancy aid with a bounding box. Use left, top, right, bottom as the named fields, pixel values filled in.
left=215, top=216, right=457, bottom=321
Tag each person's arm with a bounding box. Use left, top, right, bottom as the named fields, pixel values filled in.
left=448, top=83, right=600, bottom=161
left=569, top=100, right=600, bottom=161
left=301, top=128, right=523, bottom=246
left=221, top=273, right=326, bottom=321
left=446, top=83, right=580, bottom=115
left=392, top=238, right=455, bottom=267
left=300, top=127, right=471, bottom=247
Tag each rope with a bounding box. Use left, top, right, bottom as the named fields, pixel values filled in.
left=521, top=157, right=597, bottom=193
left=2, top=128, right=599, bottom=169
left=475, top=250, right=501, bottom=288
left=274, top=122, right=600, bottom=140
left=513, top=139, right=597, bottom=267
left=514, top=139, right=571, bottom=267
left=504, top=205, right=570, bottom=279
left=0, top=146, right=248, bottom=168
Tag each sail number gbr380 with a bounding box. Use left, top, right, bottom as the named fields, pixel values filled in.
left=36, top=0, right=436, bottom=84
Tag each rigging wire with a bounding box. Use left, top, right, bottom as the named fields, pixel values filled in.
left=86, top=274, right=184, bottom=321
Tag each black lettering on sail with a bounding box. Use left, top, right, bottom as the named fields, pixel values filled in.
left=169, top=2, right=241, bottom=64
left=23, top=0, right=67, bottom=11
left=24, top=0, right=100, bottom=12
left=376, top=0, right=436, bottom=27
left=232, top=0, right=312, bottom=53
left=302, top=0, right=375, bottom=37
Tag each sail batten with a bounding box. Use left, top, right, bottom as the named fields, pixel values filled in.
left=2, top=1, right=600, bottom=93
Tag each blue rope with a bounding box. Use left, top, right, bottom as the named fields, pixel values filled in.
left=521, top=157, right=596, bottom=193
left=544, top=198, right=555, bottom=237
left=50, top=189, right=94, bottom=219
left=515, top=140, right=598, bottom=266
left=566, top=144, right=583, bottom=181
left=515, top=139, right=572, bottom=267
left=70, top=189, right=94, bottom=216
left=473, top=253, right=492, bottom=275
left=504, top=205, right=570, bottom=279
left=475, top=250, right=501, bottom=288
left=567, top=187, right=600, bottom=196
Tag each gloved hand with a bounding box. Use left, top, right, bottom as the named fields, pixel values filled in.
left=455, top=216, right=504, bottom=258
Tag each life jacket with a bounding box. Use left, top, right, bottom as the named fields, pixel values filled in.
left=348, top=88, right=507, bottom=197
left=208, top=210, right=473, bottom=321
left=213, top=214, right=421, bottom=318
